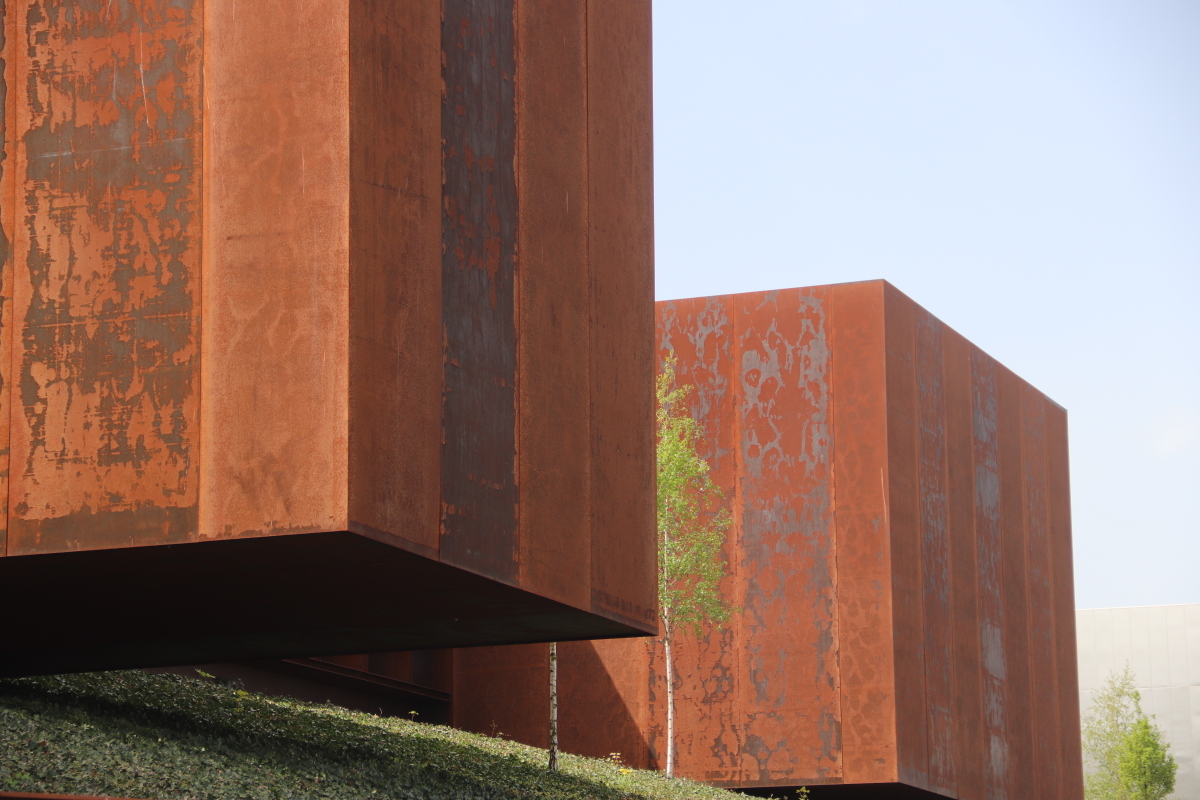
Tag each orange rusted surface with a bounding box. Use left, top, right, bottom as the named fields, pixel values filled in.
left=516, top=0, right=592, bottom=610
left=7, top=0, right=202, bottom=553
left=450, top=281, right=1083, bottom=799
left=943, top=326, right=986, bottom=800
left=453, top=638, right=653, bottom=768
left=828, top=282, right=895, bottom=783
left=585, top=0, right=657, bottom=629
left=199, top=0, right=350, bottom=540
left=347, top=0, right=442, bottom=555
left=1, top=0, right=15, bottom=559
left=0, top=0, right=655, bottom=676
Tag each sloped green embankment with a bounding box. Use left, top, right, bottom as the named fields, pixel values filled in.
left=0, top=671, right=750, bottom=800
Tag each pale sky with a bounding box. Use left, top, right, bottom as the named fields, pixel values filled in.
left=652, top=0, right=1200, bottom=610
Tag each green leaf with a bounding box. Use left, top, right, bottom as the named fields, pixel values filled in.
left=656, top=354, right=733, bottom=640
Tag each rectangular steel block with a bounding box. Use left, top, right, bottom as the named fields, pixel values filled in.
left=448, top=281, right=1083, bottom=799
left=0, top=0, right=655, bottom=676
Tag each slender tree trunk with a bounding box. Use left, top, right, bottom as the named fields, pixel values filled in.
left=548, top=642, right=559, bottom=771
left=664, top=633, right=675, bottom=776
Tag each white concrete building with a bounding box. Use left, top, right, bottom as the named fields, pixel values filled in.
left=1076, top=604, right=1200, bottom=799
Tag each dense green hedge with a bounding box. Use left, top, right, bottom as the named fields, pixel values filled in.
left=0, top=671, right=749, bottom=800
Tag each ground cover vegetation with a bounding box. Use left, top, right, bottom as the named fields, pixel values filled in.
left=1082, top=666, right=1177, bottom=800
left=0, top=670, right=753, bottom=800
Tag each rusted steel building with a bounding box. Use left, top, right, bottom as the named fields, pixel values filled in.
left=447, top=281, right=1084, bottom=799
left=0, top=0, right=656, bottom=676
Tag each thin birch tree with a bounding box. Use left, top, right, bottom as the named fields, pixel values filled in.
left=548, top=641, right=559, bottom=771
left=656, top=354, right=732, bottom=776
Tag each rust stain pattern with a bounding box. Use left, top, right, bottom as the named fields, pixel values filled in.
left=1, top=0, right=14, bottom=556
left=1023, top=384, right=1061, bottom=800
left=998, top=361, right=1035, bottom=800
left=8, top=0, right=201, bottom=553
left=916, top=308, right=956, bottom=794
left=733, top=289, right=840, bottom=784
left=618, top=287, right=843, bottom=787
left=446, top=281, right=1083, bottom=800
left=944, top=325, right=986, bottom=800
left=972, top=348, right=1009, bottom=799
left=885, top=286, right=930, bottom=788
left=440, top=0, right=519, bottom=582
left=827, top=281, right=894, bottom=783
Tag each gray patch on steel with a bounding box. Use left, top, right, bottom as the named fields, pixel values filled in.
left=973, top=349, right=1010, bottom=799
left=737, top=292, right=840, bottom=771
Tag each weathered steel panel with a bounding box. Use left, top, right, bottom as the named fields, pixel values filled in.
left=734, top=288, right=840, bottom=785
left=8, top=0, right=202, bottom=554
left=453, top=638, right=652, bottom=767
left=944, top=328, right=986, bottom=800
left=884, top=285, right=930, bottom=790
left=559, top=639, right=653, bottom=767
left=0, top=0, right=14, bottom=557
left=829, top=281, right=896, bottom=785
left=454, top=644, right=549, bottom=747
left=998, top=365, right=1034, bottom=799
left=347, top=0, right=442, bottom=553
left=439, top=0, right=519, bottom=582
left=200, top=0, right=349, bottom=537
left=1023, top=387, right=1062, bottom=800
left=971, top=348, right=1009, bottom=800
left=587, top=0, right=656, bottom=629
left=516, top=0, right=592, bottom=608
left=916, top=308, right=957, bottom=796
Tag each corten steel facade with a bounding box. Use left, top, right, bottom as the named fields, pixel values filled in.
left=449, top=281, right=1084, bottom=800
left=0, top=0, right=656, bottom=676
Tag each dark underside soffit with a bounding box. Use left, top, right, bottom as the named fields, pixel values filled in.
left=0, top=531, right=644, bottom=678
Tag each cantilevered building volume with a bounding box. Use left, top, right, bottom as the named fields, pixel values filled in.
left=450, top=281, right=1085, bottom=800
left=0, top=0, right=656, bottom=676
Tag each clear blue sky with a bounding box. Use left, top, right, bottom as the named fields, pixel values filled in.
left=652, top=0, right=1199, bottom=610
